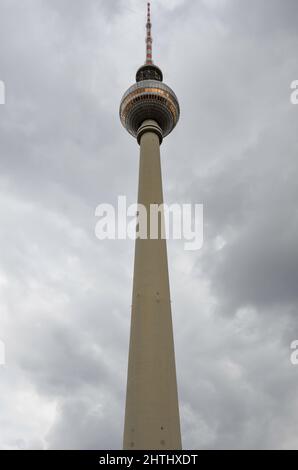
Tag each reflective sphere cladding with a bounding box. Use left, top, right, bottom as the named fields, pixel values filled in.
left=120, top=80, right=180, bottom=139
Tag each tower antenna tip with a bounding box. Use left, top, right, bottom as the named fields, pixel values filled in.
left=145, top=2, right=153, bottom=64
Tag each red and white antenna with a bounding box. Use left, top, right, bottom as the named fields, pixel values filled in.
left=145, top=2, right=153, bottom=65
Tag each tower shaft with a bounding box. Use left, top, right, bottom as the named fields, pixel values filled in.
left=123, top=121, right=182, bottom=450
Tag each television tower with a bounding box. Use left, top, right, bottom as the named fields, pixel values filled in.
left=120, top=3, right=182, bottom=450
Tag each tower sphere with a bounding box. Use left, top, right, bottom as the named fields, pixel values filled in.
left=120, top=78, right=180, bottom=141
left=119, top=4, right=179, bottom=142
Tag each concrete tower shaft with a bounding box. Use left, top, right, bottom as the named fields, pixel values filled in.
left=123, top=121, right=182, bottom=449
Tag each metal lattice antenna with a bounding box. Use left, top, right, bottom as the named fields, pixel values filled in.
left=145, top=2, right=153, bottom=65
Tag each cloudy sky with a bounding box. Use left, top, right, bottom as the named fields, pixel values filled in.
left=0, top=0, right=298, bottom=450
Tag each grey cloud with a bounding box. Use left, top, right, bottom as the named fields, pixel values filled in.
left=46, top=396, right=123, bottom=450
left=221, top=0, right=298, bottom=35
left=0, top=0, right=298, bottom=450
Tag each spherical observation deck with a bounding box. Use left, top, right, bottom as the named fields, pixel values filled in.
left=120, top=79, right=180, bottom=141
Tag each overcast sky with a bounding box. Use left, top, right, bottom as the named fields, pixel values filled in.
left=0, top=0, right=298, bottom=450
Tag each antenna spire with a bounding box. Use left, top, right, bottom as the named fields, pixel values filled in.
left=145, top=2, right=153, bottom=65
